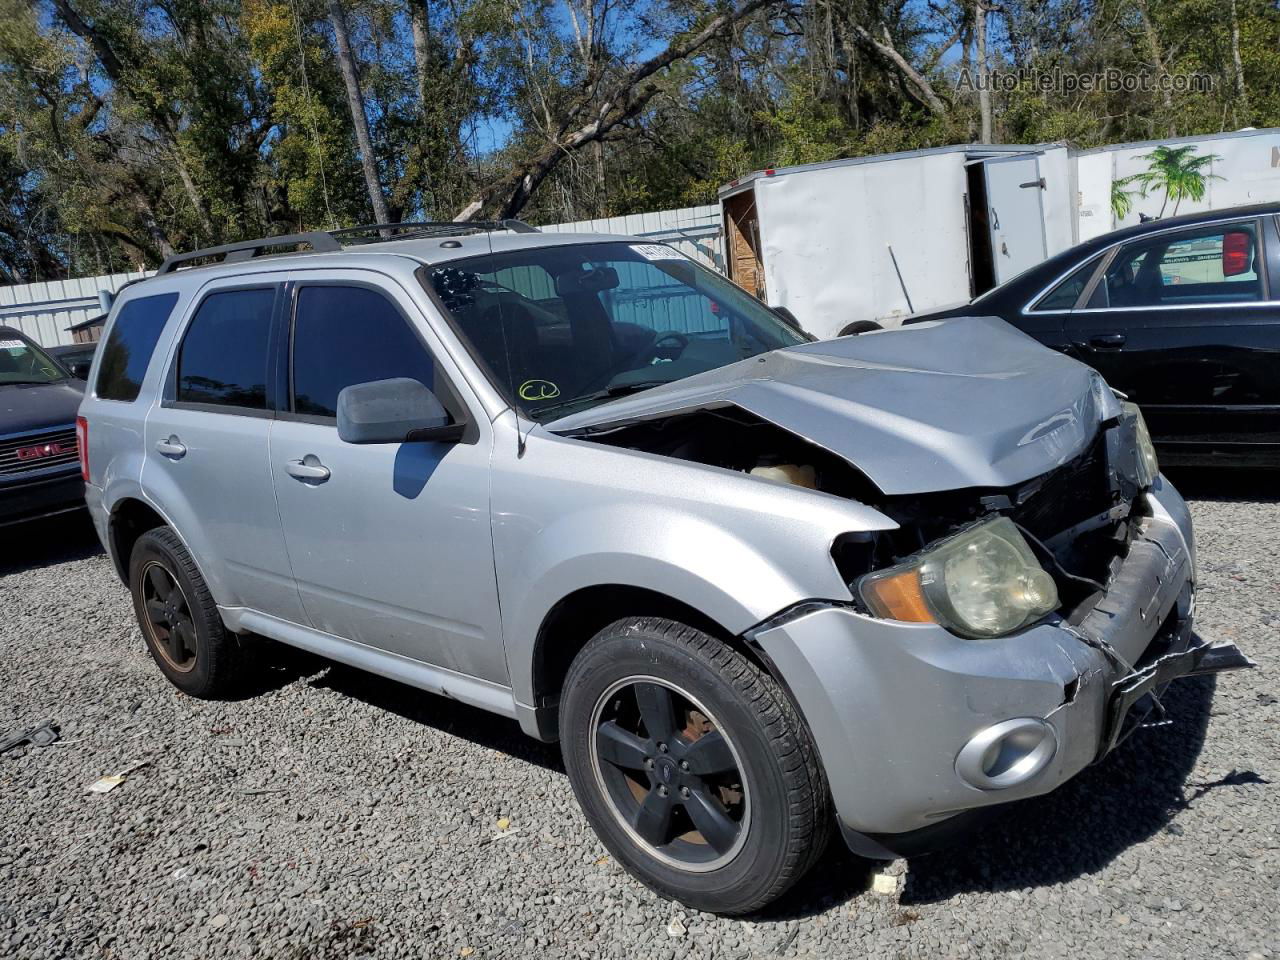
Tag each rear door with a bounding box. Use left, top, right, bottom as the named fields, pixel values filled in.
left=144, top=279, right=306, bottom=621
left=268, top=275, right=505, bottom=683
left=982, top=155, right=1048, bottom=285
left=1065, top=216, right=1280, bottom=458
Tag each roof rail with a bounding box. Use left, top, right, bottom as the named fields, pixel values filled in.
left=156, top=232, right=341, bottom=275
left=153, top=220, right=539, bottom=275
left=330, top=220, right=540, bottom=243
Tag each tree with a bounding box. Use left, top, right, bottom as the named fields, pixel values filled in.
left=452, top=0, right=780, bottom=222
left=326, top=0, right=390, bottom=225
left=1124, top=145, right=1224, bottom=218
left=1111, top=179, right=1136, bottom=223
left=5, top=0, right=1280, bottom=280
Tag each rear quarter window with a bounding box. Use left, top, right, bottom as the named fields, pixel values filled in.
left=95, top=293, right=181, bottom=402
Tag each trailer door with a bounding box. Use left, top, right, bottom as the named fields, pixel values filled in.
left=981, top=154, right=1047, bottom=285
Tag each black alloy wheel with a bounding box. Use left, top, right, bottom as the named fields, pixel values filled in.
left=128, top=526, right=244, bottom=698
left=591, top=676, right=749, bottom=871
left=139, top=560, right=198, bottom=673
left=560, top=617, right=832, bottom=915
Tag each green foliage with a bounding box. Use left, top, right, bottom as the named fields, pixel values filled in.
left=1111, top=181, right=1136, bottom=221
left=1123, top=145, right=1224, bottom=217
left=1, top=0, right=1278, bottom=280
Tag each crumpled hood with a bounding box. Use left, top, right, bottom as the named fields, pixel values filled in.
left=546, top=316, right=1103, bottom=496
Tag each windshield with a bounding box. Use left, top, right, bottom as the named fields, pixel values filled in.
left=0, top=334, right=67, bottom=385
left=424, top=241, right=809, bottom=421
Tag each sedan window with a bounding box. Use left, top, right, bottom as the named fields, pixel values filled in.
left=1100, top=223, right=1262, bottom=309
left=1030, top=257, right=1102, bottom=312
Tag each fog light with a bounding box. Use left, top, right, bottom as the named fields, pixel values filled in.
left=955, top=718, right=1057, bottom=790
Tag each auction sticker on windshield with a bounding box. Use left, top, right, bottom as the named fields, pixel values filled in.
left=0, top=340, right=25, bottom=350
left=632, top=244, right=685, bottom=261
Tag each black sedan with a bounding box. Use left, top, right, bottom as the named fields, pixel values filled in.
left=867, top=203, right=1280, bottom=468
left=0, top=326, right=86, bottom=526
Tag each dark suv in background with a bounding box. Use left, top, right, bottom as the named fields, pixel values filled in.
left=0, top=326, right=86, bottom=526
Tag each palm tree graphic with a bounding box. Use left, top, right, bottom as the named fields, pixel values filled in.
left=1119, top=145, right=1225, bottom=219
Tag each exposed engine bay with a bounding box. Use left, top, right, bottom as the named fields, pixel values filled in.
left=565, top=403, right=1148, bottom=618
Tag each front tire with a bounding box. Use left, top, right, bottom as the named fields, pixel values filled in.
left=128, top=527, right=243, bottom=698
left=560, top=617, right=831, bottom=914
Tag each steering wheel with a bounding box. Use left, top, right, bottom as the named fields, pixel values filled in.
left=641, top=330, right=690, bottom=364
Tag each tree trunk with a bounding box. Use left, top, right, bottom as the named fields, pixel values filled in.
left=1229, top=0, right=1248, bottom=116
left=453, top=0, right=777, bottom=222
left=974, top=0, right=992, bottom=142
left=1133, top=0, right=1176, bottom=135
left=408, top=0, right=430, bottom=104
left=852, top=24, right=947, bottom=115
left=327, top=0, right=392, bottom=226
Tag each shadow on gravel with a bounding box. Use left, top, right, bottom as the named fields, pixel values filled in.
left=900, top=672, right=1229, bottom=904
left=309, top=664, right=565, bottom=773
left=1163, top=466, right=1278, bottom=503
left=751, top=842, right=878, bottom=922
left=228, top=639, right=335, bottom=700
left=0, top=509, right=102, bottom=577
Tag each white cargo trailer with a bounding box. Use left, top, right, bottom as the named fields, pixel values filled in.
left=1075, top=127, right=1280, bottom=241
left=718, top=143, right=1074, bottom=339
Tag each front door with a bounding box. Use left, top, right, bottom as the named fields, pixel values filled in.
left=1065, top=216, right=1280, bottom=459
left=982, top=155, right=1048, bottom=285
left=268, top=276, right=505, bottom=683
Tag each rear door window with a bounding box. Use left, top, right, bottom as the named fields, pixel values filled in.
left=176, top=288, right=276, bottom=411
left=1100, top=223, right=1263, bottom=308
left=290, top=285, right=436, bottom=419
left=95, top=293, right=180, bottom=402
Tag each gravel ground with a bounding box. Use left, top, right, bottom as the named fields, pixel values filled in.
left=2, top=470, right=1277, bottom=959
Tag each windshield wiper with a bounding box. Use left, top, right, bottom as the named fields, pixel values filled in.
left=603, top=379, right=675, bottom=395
left=1, top=379, right=61, bottom=386
left=535, top=379, right=675, bottom=419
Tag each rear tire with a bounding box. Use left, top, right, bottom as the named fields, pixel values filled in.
left=837, top=319, right=883, bottom=336
left=128, top=527, right=242, bottom=698
left=560, top=616, right=831, bottom=915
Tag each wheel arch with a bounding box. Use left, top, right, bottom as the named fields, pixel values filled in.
left=107, top=497, right=168, bottom=584
left=527, top=584, right=774, bottom=742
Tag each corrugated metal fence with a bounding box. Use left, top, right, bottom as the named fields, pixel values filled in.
left=0, top=270, right=152, bottom=346
left=543, top=204, right=724, bottom=271
left=0, top=205, right=725, bottom=347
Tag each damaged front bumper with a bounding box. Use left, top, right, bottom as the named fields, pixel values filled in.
left=748, top=478, right=1252, bottom=858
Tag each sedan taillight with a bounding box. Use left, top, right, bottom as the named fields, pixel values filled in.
left=75, top=415, right=89, bottom=483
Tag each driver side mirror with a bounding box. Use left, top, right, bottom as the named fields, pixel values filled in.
left=337, top=378, right=466, bottom=444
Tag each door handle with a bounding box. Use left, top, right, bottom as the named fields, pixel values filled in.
left=286, top=457, right=330, bottom=483
left=1089, top=333, right=1127, bottom=349
left=155, top=436, right=187, bottom=459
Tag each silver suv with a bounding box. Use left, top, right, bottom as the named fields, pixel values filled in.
left=79, top=223, right=1250, bottom=914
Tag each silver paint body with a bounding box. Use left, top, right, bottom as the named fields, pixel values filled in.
left=79, top=230, right=1196, bottom=839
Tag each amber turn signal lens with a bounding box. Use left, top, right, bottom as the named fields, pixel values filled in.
left=859, top=568, right=935, bottom=624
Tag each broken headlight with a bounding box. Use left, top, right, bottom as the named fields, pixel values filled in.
left=1126, top=402, right=1159, bottom=488
left=857, top=517, right=1059, bottom=639
left=1091, top=372, right=1124, bottom=422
